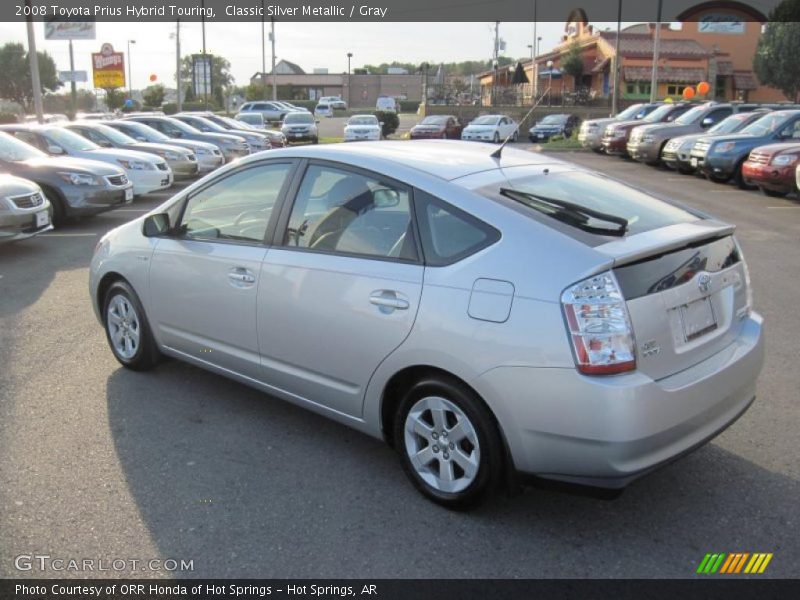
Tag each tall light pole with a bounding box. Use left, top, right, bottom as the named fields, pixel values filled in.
left=261, top=0, right=267, bottom=100
left=270, top=18, right=276, bottom=100
left=650, top=0, right=663, bottom=103
left=546, top=59, right=553, bottom=106
left=347, top=52, right=353, bottom=107
left=201, top=0, right=208, bottom=110
left=535, top=36, right=542, bottom=99
left=611, top=0, right=622, bottom=115
left=527, top=44, right=534, bottom=102
left=25, top=0, right=43, bottom=123
left=532, top=0, right=538, bottom=102
left=127, top=39, right=136, bottom=98
left=174, top=21, right=182, bottom=112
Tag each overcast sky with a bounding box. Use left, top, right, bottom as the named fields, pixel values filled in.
left=0, top=20, right=633, bottom=91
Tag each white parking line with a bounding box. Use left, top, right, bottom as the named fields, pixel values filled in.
left=113, top=209, right=150, bottom=212
left=766, top=206, right=800, bottom=209
left=42, top=233, right=98, bottom=237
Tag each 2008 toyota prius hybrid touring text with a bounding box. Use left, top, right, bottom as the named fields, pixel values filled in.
left=89, top=141, right=763, bottom=508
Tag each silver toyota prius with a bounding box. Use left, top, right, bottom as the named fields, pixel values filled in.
left=89, top=141, right=764, bottom=508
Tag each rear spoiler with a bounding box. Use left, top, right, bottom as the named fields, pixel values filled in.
left=594, top=220, right=736, bottom=267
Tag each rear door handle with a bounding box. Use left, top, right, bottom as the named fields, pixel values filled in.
left=228, top=267, right=256, bottom=287
left=370, top=290, right=410, bottom=313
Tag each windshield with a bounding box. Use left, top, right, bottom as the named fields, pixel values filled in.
left=471, top=116, right=499, bottom=126
left=349, top=116, right=378, bottom=126
left=741, top=113, right=787, bottom=136
left=421, top=116, right=448, bottom=125
left=89, top=124, right=136, bottom=145
left=0, top=132, right=46, bottom=161
left=44, top=127, right=99, bottom=152
left=222, top=116, right=255, bottom=130
left=113, top=121, right=169, bottom=141
left=708, top=113, right=752, bottom=134
left=285, top=113, right=314, bottom=123
left=482, top=170, right=697, bottom=238
left=539, top=115, right=566, bottom=124
left=643, top=104, right=676, bottom=122
left=616, top=103, right=645, bottom=120
left=162, top=117, right=201, bottom=134
left=674, top=105, right=708, bottom=125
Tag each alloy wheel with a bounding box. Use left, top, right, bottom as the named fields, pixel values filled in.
left=106, top=294, right=141, bottom=360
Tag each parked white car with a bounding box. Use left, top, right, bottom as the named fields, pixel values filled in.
left=343, top=115, right=382, bottom=141
left=315, top=103, right=333, bottom=118
left=376, top=96, right=397, bottom=112
left=2, top=124, right=173, bottom=196
left=319, top=96, right=346, bottom=110
left=461, top=115, right=519, bottom=143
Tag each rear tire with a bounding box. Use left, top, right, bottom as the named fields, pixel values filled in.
left=103, top=281, right=160, bottom=371
left=759, top=186, right=786, bottom=198
left=394, top=376, right=503, bottom=509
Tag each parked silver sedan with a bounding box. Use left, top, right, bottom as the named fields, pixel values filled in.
left=89, top=141, right=764, bottom=508
left=0, top=174, right=52, bottom=243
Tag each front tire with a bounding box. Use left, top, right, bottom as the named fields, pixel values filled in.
left=759, top=186, right=786, bottom=198
left=512, top=131, right=519, bottom=142
left=493, top=132, right=500, bottom=143
left=103, top=281, right=160, bottom=371
left=394, top=377, right=503, bottom=509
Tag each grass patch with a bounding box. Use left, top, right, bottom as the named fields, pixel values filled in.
left=538, top=133, right=585, bottom=151
left=319, top=137, right=344, bottom=144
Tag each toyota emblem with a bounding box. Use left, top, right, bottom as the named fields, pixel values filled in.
left=698, top=273, right=712, bottom=294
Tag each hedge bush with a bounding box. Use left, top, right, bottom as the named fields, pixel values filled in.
left=0, top=112, right=19, bottom=124
left=399, top=100, right=420, bottom=113
left=374, top=110, right=399, bottom=137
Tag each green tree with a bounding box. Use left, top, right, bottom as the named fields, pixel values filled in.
left=561, top=41, right=584, bottom=90
left=180, top=54, right=234, bottom=109
left=0, top=43, right=61, bottom=109
left=105, top=88, right=125, bottom=110
left=754, top=0, right=800, bottom=102
left=142, top=84, right=166, bottom=108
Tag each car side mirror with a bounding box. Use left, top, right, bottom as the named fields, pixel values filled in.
left=379, top=122, right=385, bottom=127
left=136, top=136, right=146, bottom=142
left=142, top=213, right=171, bottom=237
left=701, top=117, right=714, bottom=128
left=100, top=141, right=113, bottom=147
left=47, top=145, right=64, bottom=155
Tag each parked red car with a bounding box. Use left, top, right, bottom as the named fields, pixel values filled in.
left=600, top=102, right=693, bottom=156
left=742, top=143, right=800, bottom=197
left=410, top=115, right=463, bottom=139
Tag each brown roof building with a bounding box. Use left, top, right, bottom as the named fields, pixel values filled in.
left=480, top=2, right=790, bottom=106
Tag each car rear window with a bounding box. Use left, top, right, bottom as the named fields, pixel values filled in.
left=476, top=169, right=699, bottom=240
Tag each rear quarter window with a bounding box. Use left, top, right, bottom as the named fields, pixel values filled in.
left=415, top=190, right=500, bottom=266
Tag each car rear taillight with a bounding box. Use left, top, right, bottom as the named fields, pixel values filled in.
left=561, top=271, right=636, bottom=375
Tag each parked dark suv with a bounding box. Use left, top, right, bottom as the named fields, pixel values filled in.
left=601, top=103, right=694, bottom=157
left=690, top=110, right=800, bottom=187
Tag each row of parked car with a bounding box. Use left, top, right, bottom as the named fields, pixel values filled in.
left=0, top=111, right=292, bottom=244
left=407, top=112, right=581, bottom=145
left=579, top=100, right=800, bottom=197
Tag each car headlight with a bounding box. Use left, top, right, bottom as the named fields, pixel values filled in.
left=612, top=129, right=626, bottom=138
left=640, top=134, right=654, bottom=143
left=771, top=154, right=798, bottom=166
left=58, top=172, right=99, bottom=186
left=680, top=140, right=694, bottom=150
left=714, top=142, right=737, bottom=153
left=117, top=159, right=151, bottom=170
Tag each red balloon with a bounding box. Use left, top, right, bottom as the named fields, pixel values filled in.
left=697, top=81, right=710, bottom=95
left=682, top=86, right=696, bottom=99
left=149, top=74, right=157, bottom=82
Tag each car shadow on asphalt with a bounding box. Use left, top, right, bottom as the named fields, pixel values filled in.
left=105, top=361, right=799, bottom=578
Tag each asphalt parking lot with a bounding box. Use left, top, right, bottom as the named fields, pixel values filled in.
left=1, top=148, right=798, bottom=579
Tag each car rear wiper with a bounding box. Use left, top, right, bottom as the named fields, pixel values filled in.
left=500, top=188, right=628, bottom=237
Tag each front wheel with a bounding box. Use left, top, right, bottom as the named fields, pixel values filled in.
left=493, top=132, right=500, bottom=143
left=759, top=186, right=786, bottom=198
left=394, top=377, right=503, bottom=509
left=512, top=131, right=518, bottom=142
left=103, top=281, right=160, bottom=371
left=312, top=137, right=319, bottom=145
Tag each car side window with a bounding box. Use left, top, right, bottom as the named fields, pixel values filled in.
left=415, top=190, right=500, bottom=266
left=179, top=163, right=292, bottom=243
left=707, top=108, right=732, bottom=124
left=13, top=131, right=44, bottom=150
left=781, top=119, right=800, bottom=139
left=82, top=128, right=107, bottom=145
left=283, top=164, right=417, bottom=261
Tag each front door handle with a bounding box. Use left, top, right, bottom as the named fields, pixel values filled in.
left=228, top=267, right=256, bottom=287
left=370, top=290, right=409, bottom=313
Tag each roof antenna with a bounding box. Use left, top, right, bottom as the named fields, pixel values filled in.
left=491, top=85, right=551, bottom=159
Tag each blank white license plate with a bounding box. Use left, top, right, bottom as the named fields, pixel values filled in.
left=35, top=211, right=49, bottom=228
left=293, top=134, right=303, bottom=138
left=125, top=187, right=134, bottom=201
left=681, top=297, right=717, bottom=341
left=690, top=157, right=699, bottom=167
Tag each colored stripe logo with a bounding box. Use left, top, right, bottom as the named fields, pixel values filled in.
left=697, top=553, right=773, bottom=574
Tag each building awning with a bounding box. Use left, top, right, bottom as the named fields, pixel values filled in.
left=538, top=67, right=563, bottom=78
left=716, top=61, right=734, bottom=76
left=591, top=57, right=610, bottom=73
left=623, top=66, right=706, bottom=83
left=733, top=71, right=758, bottom=90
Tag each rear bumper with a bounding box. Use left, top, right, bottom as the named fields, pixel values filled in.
left=473, top=313, right=764, bottom=489
left=578, top=132, right=602, bottom=149
left=601, top=137, right=628, bottom=155
left=742, top=162, right=797, bottom=193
